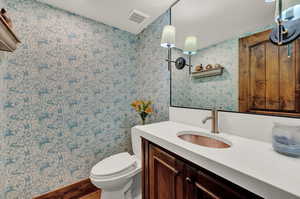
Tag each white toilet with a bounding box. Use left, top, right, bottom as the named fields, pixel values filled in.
left=90, top=130, right=142, bottom=199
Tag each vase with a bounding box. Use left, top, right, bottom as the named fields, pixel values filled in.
left=140, top=112, right=148, bottom=125
left=141, top=119, right=146, bottom=125
left=272, top=123, right=300, bottom=157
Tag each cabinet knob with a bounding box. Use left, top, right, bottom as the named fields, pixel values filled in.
left=186, top=177, right=192, bottom=183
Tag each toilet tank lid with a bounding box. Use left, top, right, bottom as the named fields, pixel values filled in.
left=91, top=152, right=136, bottom=176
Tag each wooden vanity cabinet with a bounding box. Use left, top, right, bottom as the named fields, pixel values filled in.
left=142, top=138, right=263, bottom=199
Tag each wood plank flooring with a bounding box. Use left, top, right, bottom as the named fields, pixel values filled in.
left=33, top=179, right=101, bottom=199
left=78, top=190, right=101, bottom=199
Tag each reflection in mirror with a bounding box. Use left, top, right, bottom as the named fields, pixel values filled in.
left=172, top=0, right=275, bottom=50
left=171, top=39, right=240, bottom=111
left=171, top=0, right=300, bottom=117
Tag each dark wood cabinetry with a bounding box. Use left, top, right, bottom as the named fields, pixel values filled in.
left=149, top=142, right=184, bottom=199
left=239, top=29, right=300, bottom=117
left=142, top=138, right=263, bottom=199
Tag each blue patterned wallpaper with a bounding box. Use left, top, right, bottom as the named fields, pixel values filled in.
left=136, top=12, right=170, bottom=123
left=0, top=0, right=171, bottom=198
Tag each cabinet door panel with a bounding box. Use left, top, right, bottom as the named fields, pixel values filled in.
left=250, top=43, right=266, bottom=110
left=184, top=165, right=196, bottom=199
left=279, top=44, right=296, bottom=111
left=266, top=42, right=280, bottom=110
left=194, top=182, right=220, bottom=199
left=194, top=170, right=261, bottom=199
left=296, top=40, right=300, bottom=112
left=185, top=164, right=263, bottom=199
left=185, top=165, right=220, bottom=199
left=149, top=144, right=184, bottom=199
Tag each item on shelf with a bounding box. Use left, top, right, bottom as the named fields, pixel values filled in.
left=194, top=64, right=203, bottom=72
left=214, top=64, right=222, bottom=69
left=205, top=64, right=213, bottom=70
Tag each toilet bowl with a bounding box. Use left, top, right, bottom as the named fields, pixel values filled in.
left=90, top=152, right=142, bottom=199
left=90, top=126, right=143, bottom=199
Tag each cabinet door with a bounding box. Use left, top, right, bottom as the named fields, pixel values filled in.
left=149, top=144, right=184, bottom=199
left=185, top=166, right=262, bottom=199
left=184, top=164, right=197, bottom=199
left=194, top=170, right=236, bottom=199
left=185, top=165, right=220, bottom=199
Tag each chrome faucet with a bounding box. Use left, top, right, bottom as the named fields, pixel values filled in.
left=202, top=109, right=219, bottom=134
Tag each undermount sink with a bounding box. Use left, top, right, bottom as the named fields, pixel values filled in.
left=177, top=131, right=231, bottom=149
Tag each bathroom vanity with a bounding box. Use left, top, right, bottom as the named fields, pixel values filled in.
left=132, top=119, right=300, bottom=199
left=142, top=138, right=262, bottom=199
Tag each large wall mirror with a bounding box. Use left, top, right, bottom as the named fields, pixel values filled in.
left=170, top=0, right=300, bottom=117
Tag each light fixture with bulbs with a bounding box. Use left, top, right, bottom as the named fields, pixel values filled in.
left=161, top=25, right=176, bottom=48
left=160, top=24, right=196, bottom=72
left=160, top=24, right=176, bottom=71
left=183, top=36, right=198, bottom=74
left=183, top=36, right=198, bottom=56
left=160, top=8, right=196, bottom=72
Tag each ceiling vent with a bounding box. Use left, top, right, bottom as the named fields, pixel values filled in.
left=129, top=10, right=149, bottom=24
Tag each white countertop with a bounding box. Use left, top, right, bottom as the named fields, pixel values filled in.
left=132, top=121, right=300, bottom=199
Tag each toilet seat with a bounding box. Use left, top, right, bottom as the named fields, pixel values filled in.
left=90, top=152, right=139, bottom=180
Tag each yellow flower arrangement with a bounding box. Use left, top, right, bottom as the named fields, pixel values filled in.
left=131, top=100, right=153, bottom=125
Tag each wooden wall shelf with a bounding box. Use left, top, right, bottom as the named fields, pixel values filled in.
left=191, top=66, right=224, bottom=78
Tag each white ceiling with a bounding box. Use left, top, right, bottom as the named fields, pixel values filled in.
left=37, top=0, right=176, bottom=34
left=172, top=0, right=276, bottom=50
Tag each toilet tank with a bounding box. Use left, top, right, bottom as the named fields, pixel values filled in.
left=131, top=126, right=143, bottom=160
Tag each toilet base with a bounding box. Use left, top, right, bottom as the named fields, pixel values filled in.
left=101, top=180, right=133, bottom=199
left=133, top=194, right=142, bottom=199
